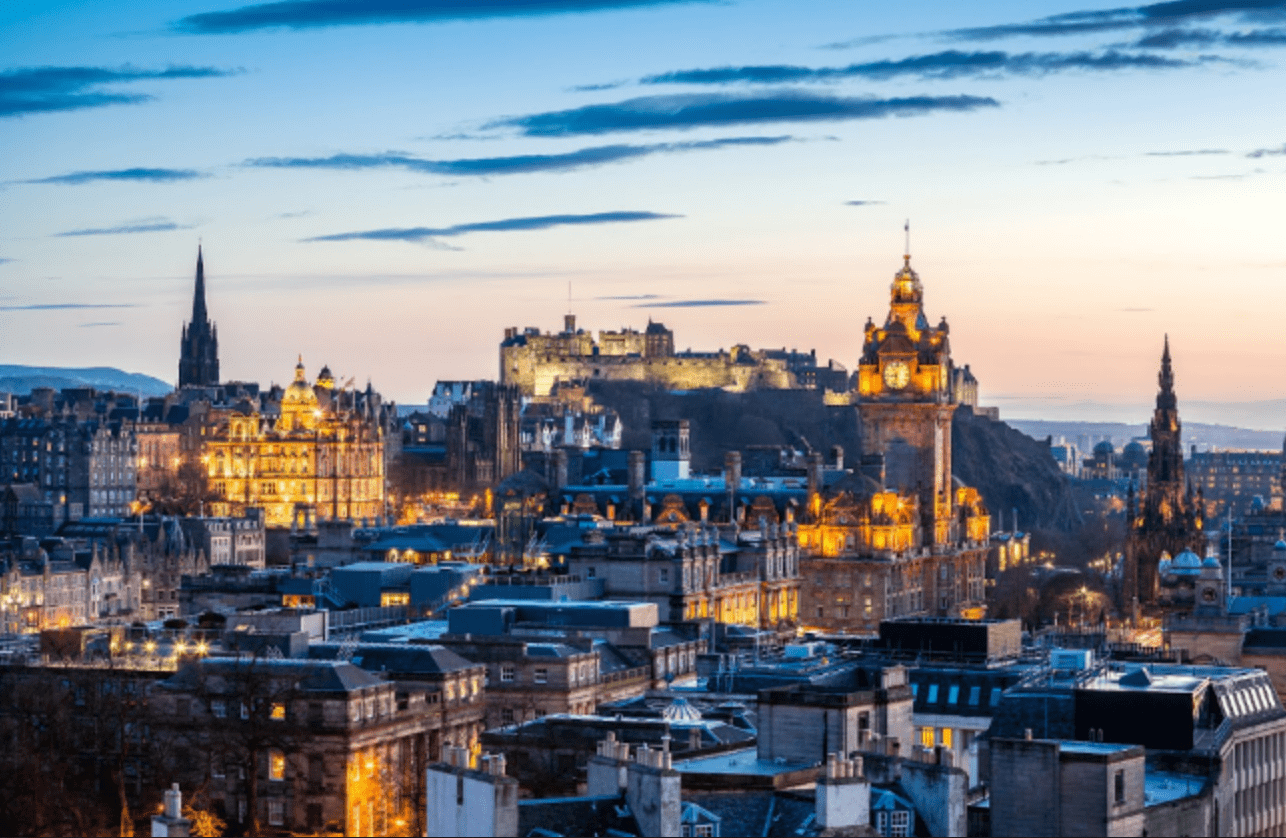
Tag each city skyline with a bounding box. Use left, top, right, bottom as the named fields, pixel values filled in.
left=4, top=0, right=1286, bottom=422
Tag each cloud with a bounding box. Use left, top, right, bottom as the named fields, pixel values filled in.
left=638, top=50, right=1198, bottom=86
left=78, top=321, right=122, bottom=328
left=1133, top=24, right=1286, bottom=46
left=1246, top=143, right=1286, bottom=157
left=306, top=210, right=680, bottom=243
left=491, top=91, right=999, bottom=137
left=55, top=219, right=193, bottom=237
left=846, top=200, right=886, bottom=206
left=0, top=258, right=13, bottom=265
left=596, top=293, right=662, bottom=299
left=0, top=65, right=236, bottom=118
left=176, top=0, right=712, bottom=34
left=1144, top=148, right=1229, bottom=155
left=21, top=167, right=205, bottom=185
left=0, top=303, right=137, bottom=311
left=246, top=136, right=793, bottom=178
left=948, top=1, right=1286, bottom=41
left=632, top=298, right=765, bottom=307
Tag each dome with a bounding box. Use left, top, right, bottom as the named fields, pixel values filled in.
left=1172, top=549, right=1202, bottom=574
left=1273, top=539, right=1286, bottom=552
left=661, top=697, right=702, bottom=722
left=1093, top=440, right=1115, bottom=457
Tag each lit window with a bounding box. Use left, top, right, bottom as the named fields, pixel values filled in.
left=926, top=684, right=939, bottom=703
left=269, top=749, right=285, bottom=782
left=947, top=685, right=959, bottom=705
left=500, top=664, right=515, bottom=683
left=919, top=727, right=935, bottom=748
left=271, top=703, right=286, bottom=721
left=940, top=728, right=953, bottom=749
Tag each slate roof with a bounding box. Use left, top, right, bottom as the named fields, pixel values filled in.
left=162, top=658, right=384, bottom=695
left=517, top=794, right=641, bottom=837
left=308, top=642, right=479, bottom=677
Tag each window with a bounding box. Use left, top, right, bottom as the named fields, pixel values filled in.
left=534, top=668, right=548, bottom=684
left=940, top=728, right=953, bottom=749
left=919, top=727, right=935, bottom=748
left=926, top=684, right=939, bottom=703
left=947, top=685, right=959, bottom=705
left=989, top=687, right=1002, bottom=707
left=586, top=567, right=596, bottom=578
left=240, top=702, right=250, bottom=720
left=1114, top=770, right=1125, bottom=804
left=501, top=708, right=515, bottom=724
left=659, top=567, right=669, bottom=583
left=694, top=825, right=714, bottom=838
left=889, top=810, right=910, bottom=837
left=500, top=664, right=516, bottom=683
left=270, top=703, right=286, bottom=721
left=268, top=799, right=284, bottom=826
left=968, top=686, right=981, bottom=706
left=269, top=749, right=285, bottom=782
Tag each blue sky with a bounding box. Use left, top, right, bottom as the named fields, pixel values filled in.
left=3, top=0, right=1285, bottom=424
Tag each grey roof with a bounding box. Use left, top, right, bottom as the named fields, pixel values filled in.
left=517, top=794, right=640, bottom=837
left=163, top=657, right=383, bottom=694
left=308, top=642, right=479, bottom=676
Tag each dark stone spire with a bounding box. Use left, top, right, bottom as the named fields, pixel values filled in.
left=1157, top=333, right=1176, bottom=411
left=178, top=246, right=220, bottom=388
left=192, top=244, right=208, bottom=325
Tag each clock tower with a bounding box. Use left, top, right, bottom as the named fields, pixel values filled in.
left=855, top=250, right=957, bottom=545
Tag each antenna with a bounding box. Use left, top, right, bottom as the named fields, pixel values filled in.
left=904, top=219, right=911, bottom=262
left=568, top=280, right=572, bottom=315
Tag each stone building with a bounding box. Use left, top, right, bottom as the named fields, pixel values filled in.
left=499, top=314, right=810, bottom=397
left=155, top=657, right=449, bottom=836
left=1188, top=447, right=1285, bottom=517
left=0, top=415, right=137, bottom=523
left=985, top=661, right=1286, bottom=837
left=565, top=523, right=800, bottom=630
left=201, top=360, right=387, bottom=528
left=1125, top=338, right=1205, bottom=612
left=797, top=250, right=991, bottom=633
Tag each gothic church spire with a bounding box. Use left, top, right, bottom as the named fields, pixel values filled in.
left=178, top=246, right=220, bottom=388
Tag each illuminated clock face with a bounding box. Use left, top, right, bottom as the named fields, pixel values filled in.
left=883, top=361, right=910, bottom=390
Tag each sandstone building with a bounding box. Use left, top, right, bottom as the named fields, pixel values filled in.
left=499, top=314, right=843, bottom=397
left=797, top=251, right=991, bottom=632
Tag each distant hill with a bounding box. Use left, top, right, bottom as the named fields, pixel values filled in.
left=1009, top=418, right=1284, bottom=452
left=0, top=365, right=172, bottom=397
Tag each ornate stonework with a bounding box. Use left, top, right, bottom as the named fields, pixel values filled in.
left=178, top=247, right=220, bottom=388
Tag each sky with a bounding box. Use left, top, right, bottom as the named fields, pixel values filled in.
left=2, top=0, right=1285, bottom=426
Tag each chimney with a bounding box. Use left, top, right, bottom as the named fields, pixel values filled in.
left=587, top=732, right=631, bottom=796
left=806, top=452, right=824, bottom=519
left=151, top=783, right=192, bottom=837
left=426, top=750, right=519, bottom=838
left=628, top=450, right=646, bottom=521
left=724, top=450, right=741, bottom=523
left=831, top=445, right=844, bottom=471
left=626, top=742, right=681, bottom=838
left=552, top=448, right=568, bottom=491
left=816, top=753, right=870, bottom=831
left=860, top=453, right=885, bottom=486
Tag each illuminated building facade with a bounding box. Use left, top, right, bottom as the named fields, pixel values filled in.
left=203, top=360, right=387, bottom=528
left=798, top=249, right=991, bottom=632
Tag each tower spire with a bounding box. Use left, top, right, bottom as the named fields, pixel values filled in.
left=192, top=244, right=208, bottom=326
left=903, top=219, right=911, bottom=265
left=1157, top=334, right=1176, bottom=411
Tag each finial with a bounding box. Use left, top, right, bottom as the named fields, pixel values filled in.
left=903, top=219, right=911, bottom=264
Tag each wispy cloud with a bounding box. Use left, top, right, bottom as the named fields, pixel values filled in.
left=176, top=0, right=712, bottom=34
left=1246, top=143, right=1286, bottom=157
left=0, top=303, right=137, bottom=311
left=596, top=293, right=662, bottom=299
left=846, top=200, right=886, bottom=206
left=491, top=91, right=999, bottom=137
left=246, top=136, right=793, bottom=177
left=948, top=1, right=1286, bottom=41
left=20, top=167, right=205, bottom=185
left=1133, top=24, right=1286, bottom=47
left=633, top=298, right=765, bottom=307
left=0, top=65, right=236, bottom=118
left=638, top=50, right=1199, bottom=86
left=0, top=258, right=13, bottom=265
left=55, top=219, right=192, bottom=237
left=306, top=210, right=680, bottom=243
left=1144, top=148, right=1229, bottom=155
left=78, top=321, right=122, bottom=328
